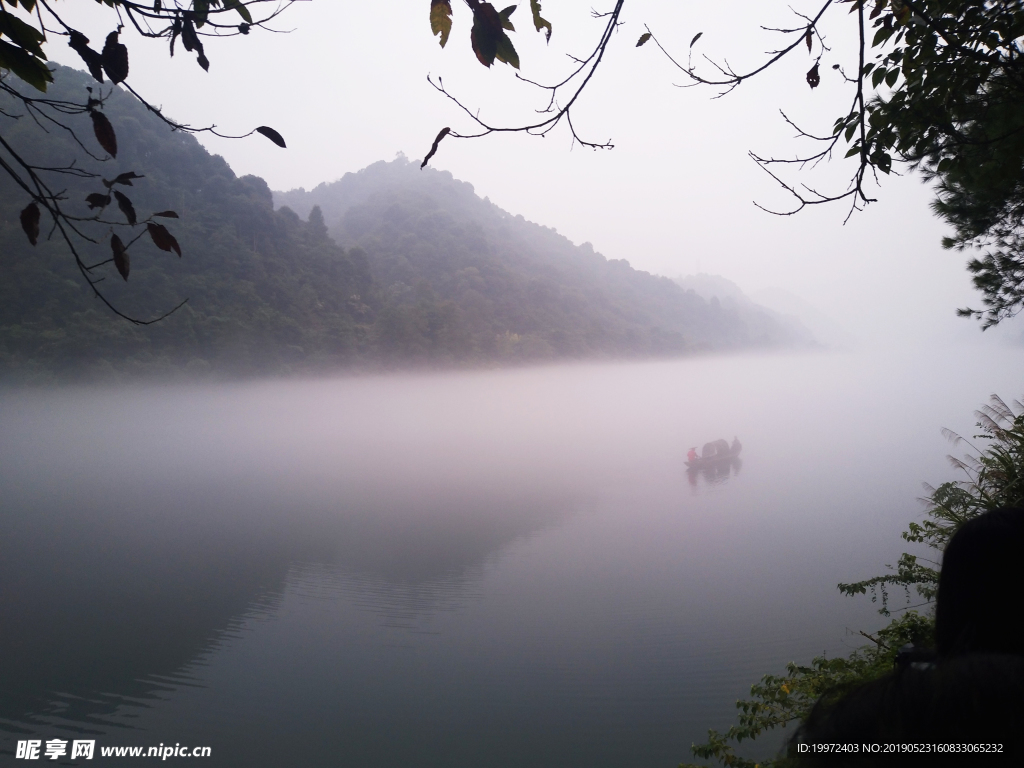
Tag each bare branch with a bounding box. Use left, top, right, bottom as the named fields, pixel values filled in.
left=423, top=0, right=625, bottom=165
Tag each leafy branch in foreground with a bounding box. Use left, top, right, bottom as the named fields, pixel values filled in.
left=421, top=0, right=622, bottom=165
left=839, top=394, right=1024, bottom=614
left=681, top=394, right=1024, bottom=768
left=682, top=613, right=932, bottom=768
left=1, top=0, right=290, bottom=323
left=647, top=0, right=1024, bottom=326
left=422, top=0, right=1024, bottom=328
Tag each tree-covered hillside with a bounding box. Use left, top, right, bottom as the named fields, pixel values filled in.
left=1, top=65, right=370, bottom=382
left=277, top=159, right=810, bottom=361
left=2, top=66, right=809, bottom=382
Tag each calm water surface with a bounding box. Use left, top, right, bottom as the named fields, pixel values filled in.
left=1, top=348, right=1021, bottom=766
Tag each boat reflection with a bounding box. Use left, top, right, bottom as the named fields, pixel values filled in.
left=685, top=437, right=743, bottom=488
left=686, top=456, right=743, bottom=488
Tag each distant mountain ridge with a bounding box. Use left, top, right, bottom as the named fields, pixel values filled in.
left=672, top=274, right=855, bottom=350
left=750, top=287, right=857, bottom=350
left=275, top=158, right=814, bottom=360
left=2, top=66, right=812, bottom=383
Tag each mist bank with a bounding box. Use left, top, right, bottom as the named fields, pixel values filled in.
left=2, top=67, right=813, bottom=384
left=4, top=346, right=1022, bottom=765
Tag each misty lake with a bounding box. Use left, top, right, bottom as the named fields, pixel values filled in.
left=2, top=347, right=1021, bottom=767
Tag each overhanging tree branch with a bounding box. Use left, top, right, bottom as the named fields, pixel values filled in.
left=1, top=0, right=293, bottom=323
left=422, top=0, right=624, bottom=164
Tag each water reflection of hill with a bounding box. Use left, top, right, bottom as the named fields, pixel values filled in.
left=4, top=348, right=1023, bottom=766
left=0, top=465, right=575, bottom=739
left=0, top=492, right=292, bottom=732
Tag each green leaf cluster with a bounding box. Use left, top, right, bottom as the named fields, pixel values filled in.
left=843, top=0, right=1024, bottom=326
left=2, top=1, right=265, bottom=91
left=0, top=2, right=52, bottom=91
left=684, top=613, right=933, bottom=768
left=683, top=394, right=1024, bottom=768
left=431, top=0, right=551, bottom=69
left=839, top=395, right=1024, bottom=613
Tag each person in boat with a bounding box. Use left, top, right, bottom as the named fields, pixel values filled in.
left=687, top=447, right=698, bottom=462
left=731, top=437, right=742, bottom=455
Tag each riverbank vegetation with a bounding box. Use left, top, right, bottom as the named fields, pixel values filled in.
left=682, top=394, right=1024, bottom=768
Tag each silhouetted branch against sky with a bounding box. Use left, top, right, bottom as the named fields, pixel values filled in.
left=422, top=0, right=624, bottom=160
left=5, top=0, right=1024, bottom=331
left=416, top=0, right=1024, bottom=327
left=1, top=0, right=293, bottom=323
left=421, top=0, right=873, bottom=218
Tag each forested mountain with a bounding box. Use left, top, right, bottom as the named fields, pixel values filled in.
left=1, top=66, right=370, bottom=381
left=277, top=160, right=811, bottom=360
left=1, top=66, right=809, bottom=383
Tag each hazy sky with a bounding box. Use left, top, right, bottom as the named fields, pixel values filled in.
left=41, top=0, right=1022, bottom=345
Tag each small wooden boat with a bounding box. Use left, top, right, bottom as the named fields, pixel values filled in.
left=686, top=438, right=741, bottom=469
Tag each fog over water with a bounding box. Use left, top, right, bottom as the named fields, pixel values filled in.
left=1, top=347, right=1021, bottom=766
